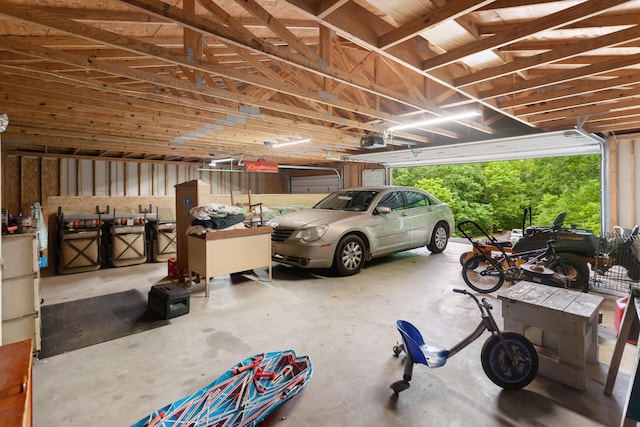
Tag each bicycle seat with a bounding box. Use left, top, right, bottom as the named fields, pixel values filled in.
left=396, top=320, right=449, bottom=368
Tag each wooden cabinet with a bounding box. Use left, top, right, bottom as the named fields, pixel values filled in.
left=0, top=339, right=33, bottom=427
left=1, top=234, right=41, bottom=354
left=175, top=180, right=211, bottom=274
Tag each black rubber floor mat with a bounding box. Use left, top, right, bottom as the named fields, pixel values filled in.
left=39, top=289, right=169, bottom=359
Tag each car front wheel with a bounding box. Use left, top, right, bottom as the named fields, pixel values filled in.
left=427, top=222, right=449, bottom=253
left=333, top=235, right=365, bottom=276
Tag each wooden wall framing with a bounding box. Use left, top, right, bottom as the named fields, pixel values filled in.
left=608, top=134, right=640, bottom=230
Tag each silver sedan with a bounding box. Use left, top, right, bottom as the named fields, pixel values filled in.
left=268, top=186, right=455, bottom=276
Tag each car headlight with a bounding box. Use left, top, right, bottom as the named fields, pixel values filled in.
left=295, top=224, right=329, bottom=242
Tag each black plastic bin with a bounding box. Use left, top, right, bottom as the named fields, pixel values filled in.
left=148, top=283, right=190, bottom=319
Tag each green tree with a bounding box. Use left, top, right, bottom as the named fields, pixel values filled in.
left=482, top=161, right=529, bottom=230
left=392, top=154, right=601, bottom=235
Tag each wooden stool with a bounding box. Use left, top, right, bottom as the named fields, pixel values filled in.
left=498, top=281, right=604, bottom=390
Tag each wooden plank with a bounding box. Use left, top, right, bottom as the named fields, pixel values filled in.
left=500, top=282, right=604, bottom=319
left=538, top=353, right=585, bottom=390
left=20, top=158, right=40, bottom=214
left=501, top=301, right=582, bottom=336
left=539, top=288, right=578, bottom=311
left=498, top=281, right=556, bottom=305
left=3, top=157, right=20, bottom=218
left=565, top=292, right=605, bottom=318
left=557, top=326, right=585, bottom=367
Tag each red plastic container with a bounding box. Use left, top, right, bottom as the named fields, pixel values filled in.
left=167, top=257, right=193, bottom=281
left=168, top=257, right=179, bottom=280
left=614, top=297, right=638, bottom=345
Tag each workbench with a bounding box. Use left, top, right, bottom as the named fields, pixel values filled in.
left=497, top=281, right=604, bottom=390
left=187, top=227, right=272, bottom=297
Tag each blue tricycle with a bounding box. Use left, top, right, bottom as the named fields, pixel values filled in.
left=391, top=288, right=538, bottom=394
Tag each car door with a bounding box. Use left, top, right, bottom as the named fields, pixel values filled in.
left=405, top=191, right=442, bottom=248
left=404, top=190, right=433, bottom=247
left=367, top=191, right=412, bottom=254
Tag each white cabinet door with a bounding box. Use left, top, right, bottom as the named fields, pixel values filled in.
left=2, top=276, right=41, bottom=352
left=1, top=235, right=40, bottom=352
left=2, top=236, right=38, bottom=279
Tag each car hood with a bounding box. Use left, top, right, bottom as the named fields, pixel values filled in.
left=267, top=209, right=363, bottom=229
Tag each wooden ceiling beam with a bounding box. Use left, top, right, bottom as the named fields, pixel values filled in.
left=115, top=0, right=456, bottom=120
left=317, top=0, right=349, bottom=19
left=281, top=0, right=496, bottom=134
left=456, top=24, right=640, bottom=87
left=518, top=96, right=640, bottom=126
left=3, top=0, right=639, bottom=164
left=4, top=124, right=338, bottom=163
left=0, top=5, right=369, bottom=124
left=545, top=110, right=640, bottom=133
left=421, top=0, right=630, bottom=72
left=481, top=51, right=640, bottom=99
left=285, top=0, right=495, bottom=134
left=377, top=0, right=493, bottom=50
left=0, top=35, right=389, bottom=139
left=498, top=70, right=640, bottom=109
left=1, top=75, right=361, bottom=154
left=232, top=0, right=317, bottom=60
left=478, top=13, right=640, bottom=35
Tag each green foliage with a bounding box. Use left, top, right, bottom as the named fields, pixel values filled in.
left=392, top=154, right=601, bottom=235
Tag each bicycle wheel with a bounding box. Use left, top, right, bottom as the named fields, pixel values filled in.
left=461, top=254, right=505, bottom=293
left=481, top=332, right=538, bottom=390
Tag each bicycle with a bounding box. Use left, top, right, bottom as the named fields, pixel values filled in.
left=390, top=288, right=538, bottom=394
left=458, top=216, right=586, bottom=293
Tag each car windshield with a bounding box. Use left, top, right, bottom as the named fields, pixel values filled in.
left=313, top=190, right=378, bottom=212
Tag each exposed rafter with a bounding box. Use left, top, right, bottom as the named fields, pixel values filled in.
left=0, top=0, right=639, bottom=165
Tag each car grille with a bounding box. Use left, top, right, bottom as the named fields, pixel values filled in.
left=272, top=253, right=309, bottom=266
left=271, top=228, right=295, bottom=242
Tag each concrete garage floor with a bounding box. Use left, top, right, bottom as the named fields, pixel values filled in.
left=33, top=241, right=637, bottom=426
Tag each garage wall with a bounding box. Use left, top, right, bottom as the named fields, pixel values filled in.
left=57, top=159, right=292, bottom=197
left=609, top=134, right=640, bottom=230
left=3, top=146, right=638, bottom=233
left=1, top=156, right=289, bottom=259
left=1, top=157, right=374, bottom=217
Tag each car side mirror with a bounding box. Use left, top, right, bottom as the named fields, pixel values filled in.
left=376, top=206, right=392, bottom=215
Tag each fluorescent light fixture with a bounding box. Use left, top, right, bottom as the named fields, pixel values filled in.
left=388, top=111, right=481, bottom=132
left=208, top=157, right=234, bottom=166
left=271, top=138, right=311, bottom=148
left=197, top=168, right=243, bottom=173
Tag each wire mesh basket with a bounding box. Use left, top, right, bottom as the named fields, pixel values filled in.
left=591, top=230, right=640, bottom=294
